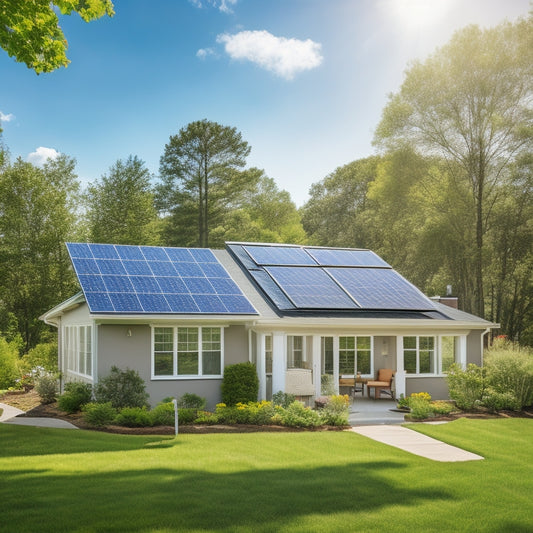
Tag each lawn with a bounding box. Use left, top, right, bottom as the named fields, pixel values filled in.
left=1, top=419, right=532, bottom=533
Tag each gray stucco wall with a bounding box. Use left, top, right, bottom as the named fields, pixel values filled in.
left=405, top=377, right=449, bottom=399
left=467, top=330, right=483, bottom=366
left=96, top=323, right=249, bottom=409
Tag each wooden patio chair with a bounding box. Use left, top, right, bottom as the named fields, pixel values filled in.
left=366, top=369, right=395, bottom=399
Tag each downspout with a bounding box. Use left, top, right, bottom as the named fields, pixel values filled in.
left=481, top=328, right=491, bottom=367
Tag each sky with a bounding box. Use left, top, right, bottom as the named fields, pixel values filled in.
left=0, top=0, right=530, bottom=207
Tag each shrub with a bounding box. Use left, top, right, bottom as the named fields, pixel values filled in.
left=58, top=382, right=93, bottom=413
left=35, top=374, right=58, bottom=404
left=409, top=396, right=434, bottom=420
left=272, top=391, right=295, bottom=408
left=114, top=406, right=153, bottom=427
left=482, top=389, right=521, bottom=412
left=150, top=402, right=175, bottom=426
left=446, top=363, right=486, bottom=410
left=397, top=394, right=410, bottom=409
left=484, top=341, right=533, bottom=409
left=94, top=366, right=149, bottom=409
left=177, top=393, right=206, bottom=410
left=195, top=410, right=219, bottom=425
left=275, top=401, right=322, bottom=428
left=177, top=408, right=197, bottom=425
left=0, top=336, right=20, bottom=389
left=19, top=343, right=58, bottom=374
left=82, top=402, right=117, bottom=427
left=430, top=401, right=454, bottom=415
left=319, top=394, right=350, bottom=426
left=221, top=362, right=259, bottom=405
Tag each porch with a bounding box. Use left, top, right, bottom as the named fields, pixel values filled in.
left=348, top=396, right=406, bottom=426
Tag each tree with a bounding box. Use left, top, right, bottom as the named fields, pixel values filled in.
left=0, top=0, right=114, bottom=73
left=302, top=156, right=381, bottom=248
left=158, top=119, right=252, bottom=247
left=0, top=155, right=79, bottom=349
left=374, top=17, right=533, bottom=318
left=85, top=155, right=160, bottom=245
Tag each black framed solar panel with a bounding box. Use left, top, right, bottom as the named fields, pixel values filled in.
left=67, top=243, right=257, bottom=315
left=306, top=248, right=390, bottom=268
left=243, top=245, right=317, bottom=266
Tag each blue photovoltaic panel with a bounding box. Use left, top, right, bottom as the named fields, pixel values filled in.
left=66, top=242, right=257, bottom=315
left=244, top=245, right=317, bottom=266
left=265, top=267, right=359, bottom=309
left=249, top=270, right=295, bottom=310
left=307, top=248, right=390, bottom=268
left=327, top=267, right=436, bottom=310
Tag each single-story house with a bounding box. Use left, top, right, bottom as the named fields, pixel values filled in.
left=41, top=242, right=497, bottom=408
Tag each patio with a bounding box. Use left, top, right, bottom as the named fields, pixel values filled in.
left=348, top=396, right=406, bottom=426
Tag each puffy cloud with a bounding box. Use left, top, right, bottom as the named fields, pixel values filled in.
left=27, top=146, right=60, bottom=166
left=0, top=111, right=15, bottom=122
left=197, top=47, right=216, bottom=59
left=217, top=30, right=323, bottom=80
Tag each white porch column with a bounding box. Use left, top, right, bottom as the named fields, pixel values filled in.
left=271, top=331, right=286, bottom=395
left=312, top=335, right=321, bottom=398
left=257, top=332, right=266, bottom=401
left=458, top=335, right=467, bottom=369
left=394, top=335, right=406, bottom=399
left=333, top=336, right=340, bottom=394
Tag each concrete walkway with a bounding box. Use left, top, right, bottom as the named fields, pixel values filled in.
left=350, top=425, right=484, bottom=462
left=0, top=402, right=78, bottom=429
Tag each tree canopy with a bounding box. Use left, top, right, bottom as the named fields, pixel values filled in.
left=0, top=0, right=114, bottom=73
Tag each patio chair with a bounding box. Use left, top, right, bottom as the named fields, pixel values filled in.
left=366, top=369, right=395, bottom=399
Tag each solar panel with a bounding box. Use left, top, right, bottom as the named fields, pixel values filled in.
left=66, top=243, right=257, bottom=315
left=306, top=248, right=390, bottom=268
left=265, top=267, right=359, bottom=309
left=326, top=267, right=436, bottom=310
left=248, top=270, right=295, bottom=310
left=244, top=245, right=317, bottom=266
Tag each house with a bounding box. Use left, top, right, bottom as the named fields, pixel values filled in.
left=41, top=242, right=497, bottom=408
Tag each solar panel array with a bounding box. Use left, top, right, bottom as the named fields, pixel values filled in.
left=228, top=243, right=436, bottom=312
left=67, top=243, right=257, bottom=315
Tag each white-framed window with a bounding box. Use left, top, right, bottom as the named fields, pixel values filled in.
left=265, top=335, right=273, bottom=374
left=152, top=326, right=223, bottom=379
left=440, top=336, right=461, bottom=373
left=404, top=336, right=436, bottom=374
left=339, top=336, right=372, bottom=375
left=63, top=325, right=92, bottom=377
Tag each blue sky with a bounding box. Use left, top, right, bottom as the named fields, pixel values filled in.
left=0, top=0, right=529, bottom=207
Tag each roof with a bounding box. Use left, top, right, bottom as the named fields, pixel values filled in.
left=41, top=241, right=497, bottom=330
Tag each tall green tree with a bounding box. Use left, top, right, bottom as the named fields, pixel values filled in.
left=0, top=0, right=114, bottom=73
left=158, top=119, right=252, bottom=247
left=0, top=155, right=79, bottom=349
left=85, top=155, right=160, bottom=245
left=374, top=17, right=533, bottom=318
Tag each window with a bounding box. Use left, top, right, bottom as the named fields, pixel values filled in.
left=339, top=336, right=372, bottom=375
left=265, top=335, right=273, bottom=374
left=152, top=326, right=223, bottom=378
left=321, top=337, right=333, bottom=375
left=441, top=336, right=459, bottom=373
left=287, top=336, right=307, bottom=369
left=404, top=336, right=436, bottom=374
left=63, top=325, right=92, bottom=377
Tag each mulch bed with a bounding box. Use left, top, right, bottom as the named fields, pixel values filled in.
left=3, top=390, right=532, bottom=435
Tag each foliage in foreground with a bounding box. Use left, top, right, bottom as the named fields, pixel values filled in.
left=94, top=366, right=149, bottom=409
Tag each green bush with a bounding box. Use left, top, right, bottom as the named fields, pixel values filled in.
left=82, top=402, right=117, bottom=427
left=430, top=401, right=454, bottom=415
left=446, top=363, right=486, bottom=410
left=19, top=343, right=58, bottom=374
left=150, top=402, right=175, bottom=426
left=484, top=341, right=533, bottom=409
left=35, top=374, right=58, bottom=404
left=94, top=366, right=149, bottom=409
left=274, top=401, right=322, bottom=428
left=482, top=389, right=521, bottom=412
left=177, top=408, right=197, bottom=425
left=221, top=362, right=259, bottom=406
left=0, top=336, right=20, bottom=389
left=409, top=396, right=434, bottom=420
left=195, top=410, right=219, bottom=424
left=177, top=393, right=206, bottom=410
left=319, top=395, right=350, bottom=426
left=58, top=382, right=93, bottom=413
left=272, top=390, right=296, bottom=408
left=114, top=406, right=153, bottom=427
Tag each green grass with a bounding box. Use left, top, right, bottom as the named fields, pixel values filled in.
left=1, top=420, right=532, bottom=532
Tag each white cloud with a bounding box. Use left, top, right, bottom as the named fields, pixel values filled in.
left=189, top=0, right=238, bottom=13
left=27, top=146, right=60, bottom=166
left=0, top=111, right=15, bottom=123
left=217, top=30, right=323, bottom=80
left=197, top=47, right=216, bottom=59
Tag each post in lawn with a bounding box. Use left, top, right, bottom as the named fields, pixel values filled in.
left=172, top=398, right=178, bottom=436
